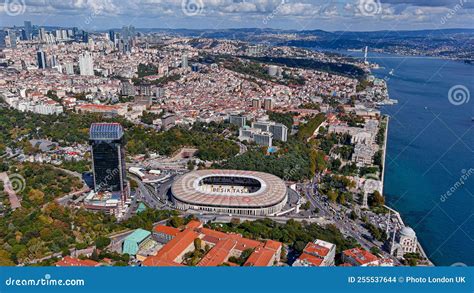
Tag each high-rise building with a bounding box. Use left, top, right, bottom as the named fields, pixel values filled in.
left=79, top=51, right=94, bottom=76
left=7, top=30, right=17, bottom=48
left=39, top=28, right=46, bottom=42
left=37, top=50, right=47, bottom=69
left=82, top=31, right=89, bottom=43
left=108, top=29, right=116, bottom=44
left=181, top=54, right=188, bottom=68
left=264, top=98, right=274, bottom=111
left=0, top=31, right=6, bottom=48
left=252, top=98, right=261, bottom=109
left=89, top=123, right=127, bottom=198
left=64, top=62, right=74, bottom=75
left=24, top=21, right=32, bottom=40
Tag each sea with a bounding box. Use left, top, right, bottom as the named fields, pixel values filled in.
left=341, top=50, right=474, bottom=266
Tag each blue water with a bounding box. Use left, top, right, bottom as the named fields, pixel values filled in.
left=350, top=53, right=474, bottom=266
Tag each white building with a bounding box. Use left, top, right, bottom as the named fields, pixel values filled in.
left=390, top=227, right=418, bottom=258
left=293, top=239, right=336, bottom=267
left=79, top=51, right=94, bottom=76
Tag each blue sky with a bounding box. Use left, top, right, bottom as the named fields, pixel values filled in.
left=0, top=0, right=473, bottom=31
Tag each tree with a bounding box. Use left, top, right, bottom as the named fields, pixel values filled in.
left=169, top=216, right=184, bottom=228
left=95, top=237, right=111, bottom=250
left=301, top=202, right=311, bottom=210
left=369, top=191, right=385, bottom=208
left=370, top=246, right=382, bottom=256
left=327, top=189, right=338, bottom=202
left=194, top=238, right=202, bottom=250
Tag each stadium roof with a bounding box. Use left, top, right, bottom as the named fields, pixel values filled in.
left=89, top=123, right=124, bottom=140
left=171, top=170, right=287, bottom=208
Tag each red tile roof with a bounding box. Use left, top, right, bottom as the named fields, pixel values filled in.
left=185, top=220, right=202, bottom=230
left=154, top=225, right=180, bottom=237
left=56, top=256, right=100, bottom=267
left=343, top=248, right=378, bottom=265
left=143, top=229, right=198, bottom=266
left=244, top=247, right=275, bottom=267
left=296, top=253, right=323, bottom=266
left=197, top=238, right=236, bottom=267
left=303, top=242, right=330, bottom=257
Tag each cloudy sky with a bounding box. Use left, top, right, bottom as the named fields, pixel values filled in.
left=0, top=0, right=473, bottom=31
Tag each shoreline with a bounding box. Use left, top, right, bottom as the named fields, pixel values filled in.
left=381, top=114, right=433, bottom=266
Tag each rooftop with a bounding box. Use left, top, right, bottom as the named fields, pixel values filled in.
left=89, top=123, right=124, bottom=140
left=55, top=256, right=100, bottom=267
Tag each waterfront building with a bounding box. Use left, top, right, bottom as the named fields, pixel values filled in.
left=389, top=227, right=418, bottom=258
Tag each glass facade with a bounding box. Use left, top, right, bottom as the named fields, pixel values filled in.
left=89, top=123, right=126, bottom=194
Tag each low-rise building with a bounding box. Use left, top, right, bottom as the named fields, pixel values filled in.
left=293, top=239, right=336, bottom=267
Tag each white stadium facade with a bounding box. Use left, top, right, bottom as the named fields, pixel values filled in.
left=171, top=170, right=288, bottom=216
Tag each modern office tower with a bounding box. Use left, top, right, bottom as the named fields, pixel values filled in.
left=21, top=29, right=27, bottom=41
left=82, top=31, right=89, bottom=43
left=108, top=29, right=116, bottom=44
left=0, top=31, right=5, bottom=48
left=264, top=98, right=274, bottom=110
left=252, top=98, right=262, bottom=109
left=181, top=54, right=188, bottom=68
left=229, top=114, right=247, bottom=128
left=24, top=21, right=32, bottom=40
left=37, top=50, right=47, bottom=69
left=39, top=28, right=46, bottom=42
left=89, top=123, right=127, bottom=198
left=50, top=54, right=59, bottom=69
left=79, top=51, right=94, bottom=76
left=6, top=30, right=17, bottom=48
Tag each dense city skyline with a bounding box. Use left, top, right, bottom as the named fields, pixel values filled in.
left=0, top=0, right=473, bottom=31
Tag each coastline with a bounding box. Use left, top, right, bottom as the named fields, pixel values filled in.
left=381, top=113, right=433, bottom=266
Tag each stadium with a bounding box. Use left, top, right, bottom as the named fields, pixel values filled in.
left=171, top=170, right=288, bottom=216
